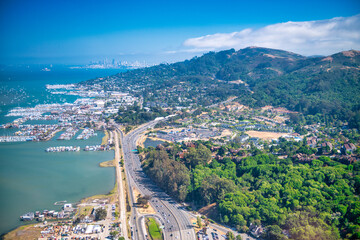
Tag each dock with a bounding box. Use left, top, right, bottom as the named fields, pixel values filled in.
left=45, top=146, right=80, bottom=152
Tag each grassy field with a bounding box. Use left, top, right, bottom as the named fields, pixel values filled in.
left=3, top=224, right=41, bottom=240
left=146, top=217, right=163, bottom=240
left=78, top=206, right=94, bottom=216
left=99, top=159, right=115, bottom=167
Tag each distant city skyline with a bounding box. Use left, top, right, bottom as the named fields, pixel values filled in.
left=72, top=57, right=152, bottom=69
left=0, top=0, right=359, bottom=65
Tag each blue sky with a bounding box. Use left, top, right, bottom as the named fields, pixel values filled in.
left=0, top=0, right=359, bottom=64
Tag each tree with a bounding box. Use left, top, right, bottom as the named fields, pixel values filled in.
left=137, top=195, right=151, bottom=207
left=125, top=125, right=133, bottom=133
left=110, top=231, right=119, bottom=239
left=264, top=225, right=286, bottom=240
left=218, top=146, right=227, bottom=156
left=226, top=231, right=235, bottom=240
left=236, top=235, right=242, bottom=240
left=197, top=216, right=202, bottom=228
left=185, top=144, right=211, bottom=168
left=95, top=208, right=107, bottom=221
left=144, top=149, right=190, bottom=201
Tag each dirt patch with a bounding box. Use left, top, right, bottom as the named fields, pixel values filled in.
left=136, top=134, right=147, bottom=147
left=264, top=53, right=284, bottom=59
left=212, top=129, right=232, bottom=139
left=198, top=203, right=219, bottom=220
left=3, top=224, right=41, bottom=240
left=273, top=116, right=288, bottom=123
left=246, top=130, right=288, bottom=140
left=341, top=50, right=359, bottom=57
left=322, top=56, right=333, bottom=62
left=133, top=187, right=156, bottom=214
left=191, top=217, right=202, bottom=232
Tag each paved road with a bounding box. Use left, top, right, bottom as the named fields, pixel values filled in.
left=113, top=130, right=129, bottom=239
left=116, top=120, right=196, bottom=240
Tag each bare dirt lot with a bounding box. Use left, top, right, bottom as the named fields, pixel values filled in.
left=132, top=187, right=156, bottom=214
left=246, top=130, right=288, bottom=140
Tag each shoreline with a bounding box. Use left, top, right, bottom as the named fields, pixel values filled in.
left=2, top=129, right=116, bottom=239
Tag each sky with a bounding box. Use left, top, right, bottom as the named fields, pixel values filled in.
left=0, top=0, right=359, bottom=65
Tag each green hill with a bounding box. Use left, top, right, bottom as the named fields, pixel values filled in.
left=81, top=47, right=360, bottom=123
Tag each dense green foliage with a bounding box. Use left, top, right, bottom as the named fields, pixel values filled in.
left=95, top=208, right=107, bottom=221
left=142, top=143, right=360, bottom=239
left=249, top=69, right=360, bottom=122
left=115, top=105, right=167, bottom=125
left=143, top=148, right=190, bottom=201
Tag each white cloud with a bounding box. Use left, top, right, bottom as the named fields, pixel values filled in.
left=183, top=15, right=360, bottom=56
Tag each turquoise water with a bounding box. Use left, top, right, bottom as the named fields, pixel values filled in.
left=0, top=131, right=114, bottom=235
left=0, top=66, right=125, bottom=235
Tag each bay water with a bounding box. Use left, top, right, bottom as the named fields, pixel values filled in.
left=0, top=65, right=125, bottom=235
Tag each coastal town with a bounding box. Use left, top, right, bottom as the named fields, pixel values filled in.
left=0, top=48, right=359, bottom=240
left=2, top=0, right=360, bottom=239
left=0, top=85, right=139, bottom=143
left=2, top=79, right=358, bottom=240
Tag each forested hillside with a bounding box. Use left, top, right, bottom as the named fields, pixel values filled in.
left=82, top=47, right=360, bottom=125
left=140, top=142, right=360, bottom=240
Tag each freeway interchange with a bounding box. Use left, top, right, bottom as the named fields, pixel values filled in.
left=115, top=119, right=197, bottom=240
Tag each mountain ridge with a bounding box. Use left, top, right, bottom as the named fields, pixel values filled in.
left=81, top=47, right=360, bottom=124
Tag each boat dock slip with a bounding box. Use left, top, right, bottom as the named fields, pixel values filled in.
left=0, top=136, right=35, bottom=142
left=76, top=128, right=97, bottom=140
left=45, top=146, right=80, bottom=152
left=84, top=145, right=110, bottom=151
left=58, top=127, right=78, bottom=140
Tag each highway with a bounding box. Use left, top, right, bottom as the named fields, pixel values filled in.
left=115, top=119, right=196, bottom=240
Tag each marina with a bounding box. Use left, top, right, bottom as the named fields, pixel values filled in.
left=0, top=67, right=121, bottom=235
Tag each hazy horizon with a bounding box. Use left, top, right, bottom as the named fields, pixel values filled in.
left=1, top=0, right=359, bottom=65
